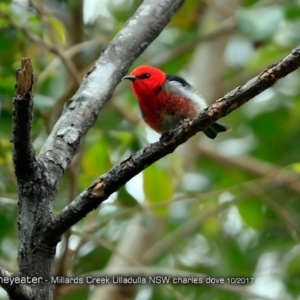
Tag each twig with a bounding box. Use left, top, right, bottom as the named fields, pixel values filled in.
left=244, top=182, right=300, bottom=239
left=198, top=145, right=300, bottom=195
left=0, top=11, right=57, bottom=53
left=143, top=197, right=245, bottom=262
left=0, top=8, right=81, bottom=85
left=30, top=0, right=81, bottom=85
left=36, top=37, right=103, bottom=87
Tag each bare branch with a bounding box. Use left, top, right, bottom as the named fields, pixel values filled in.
left=13, top=59, right=57, bottom=300
left=41, top=45, right=300, bottom=245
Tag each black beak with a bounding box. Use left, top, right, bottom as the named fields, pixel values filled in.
left=122, top=75, right=137, bottom=82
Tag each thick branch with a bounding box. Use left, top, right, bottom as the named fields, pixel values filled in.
left=37, top=0, right=185, bottom=189
left=12, top=57, right=36, bottom=181
left=42, top=46, right=300, bottom=245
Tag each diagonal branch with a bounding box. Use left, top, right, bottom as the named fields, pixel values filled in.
left=12, top=57, right=37, bottom=182
left=41, top=45, right=300, bottom=246
left=37, top=0, right=185, bottom=189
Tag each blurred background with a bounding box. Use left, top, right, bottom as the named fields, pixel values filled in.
left=1, top=0, right=300, bottom=299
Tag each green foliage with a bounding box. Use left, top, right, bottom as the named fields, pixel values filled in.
left=238, top=198, right=264, bottom=228
left=1, top=1, right=300, bottom=300
left=80, top=139, right=112, bottom=188
left=144, top=164, right=174, bottom=215
left=284, top=3, right=300, bottom=20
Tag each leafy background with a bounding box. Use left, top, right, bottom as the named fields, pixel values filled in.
left=1, top=0, right=300, bottom=299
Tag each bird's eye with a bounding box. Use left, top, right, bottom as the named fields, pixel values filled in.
left=139, top=73, right=151, bottom=79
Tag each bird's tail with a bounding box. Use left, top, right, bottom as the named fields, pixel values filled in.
left=203, top=122, right=230, bottom=139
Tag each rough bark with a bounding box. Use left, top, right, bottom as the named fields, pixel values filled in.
left=12, top=58, right=56, bottom=300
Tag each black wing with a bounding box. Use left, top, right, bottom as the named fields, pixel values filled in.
left=166, top=74, right=193, bottom=89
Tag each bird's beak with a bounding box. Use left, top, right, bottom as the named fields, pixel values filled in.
left=122, top=75, right=137, bottom=82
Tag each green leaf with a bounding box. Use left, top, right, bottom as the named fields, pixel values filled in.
left=0, top=3, right=9, bottom=13
left=80, top=141, right=112, bottom=188
left=246, top=45, right=286, bottom=72
left=238, top=198, right=264, bottom=228
left=284, top=4, right=300, bottom=21
left=242, top=0, right=260, bottom=7
left=44, top=16, right=66, bottom=47
left=143, top=164, right=173, bottom=215
left=288, top=163, right=300, bottom=174
left=117, top=187, right=139, bottom=208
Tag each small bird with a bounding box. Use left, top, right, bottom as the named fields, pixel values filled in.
left=122, top=65, right=229, bottom=139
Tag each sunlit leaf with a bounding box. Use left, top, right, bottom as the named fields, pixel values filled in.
left=143, top=164, right=173, bottom=215
left=80, top=140, right=112, bottom=188
left=237, top=198, right=264, bottom=229
left=44, top=16, right=66, bottom=47
left=284, top=4, right=300, bottom=21
left=0, top=3, right=10, bottom=13
left=170, top=0, right=203, bottom=29
left=117, top=187, right=139, bottom=207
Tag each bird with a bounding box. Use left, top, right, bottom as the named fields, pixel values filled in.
left=122, top=65, right=229, bottom=139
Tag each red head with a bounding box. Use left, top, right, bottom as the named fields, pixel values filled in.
left=122, top=65, right=166, bottom=100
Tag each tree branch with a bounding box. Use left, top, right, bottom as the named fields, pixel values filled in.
left=13, top=59, right=57, bottom=300
left=12, top=57, right=36, bottom=182
left=41, top=45, right=300, bottom=246
left=0, top=266, right=33, bottom=300
left=37, top=0, right=185, bottom=190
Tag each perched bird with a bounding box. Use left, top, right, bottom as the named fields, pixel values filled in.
left=122, top=65, right=229, bottom=139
